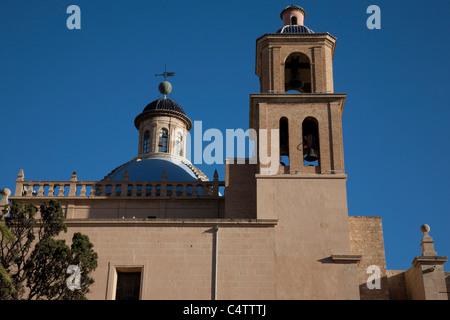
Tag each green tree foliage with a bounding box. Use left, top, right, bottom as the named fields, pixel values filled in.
left=0, top=189, right=16, bottom=294
left=0, top=199, right=98, bottom=299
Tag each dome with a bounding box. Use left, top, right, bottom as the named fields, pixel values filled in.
left=280, top=4, right=306, bottom=19
left=143, top=98, right=186, bottom=115
left=135, top=97, right=192, bottom=130
left=103, top=157, right=204, bottom=182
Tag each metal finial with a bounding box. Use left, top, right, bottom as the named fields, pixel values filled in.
left=155, top=63, right=175, bottom=81
left=155, top=63, right=175, bottom=98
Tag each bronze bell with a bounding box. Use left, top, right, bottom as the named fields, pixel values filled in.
left=287, top=78, right=303, bottom=91
left=304, top=148, right=319, bottom=162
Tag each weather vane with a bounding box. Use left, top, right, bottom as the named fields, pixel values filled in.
left=155, top=62, right=174, bottom=98
left=155, top=63, right=175, bottom=81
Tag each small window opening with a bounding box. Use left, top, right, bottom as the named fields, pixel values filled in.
left=291, top=16, right=298, bottom=25
left=280, top=117, right=289, bottom=166
left=158, top=128, right=168, bottom=153
left=143, top=131, right=150, bottom=154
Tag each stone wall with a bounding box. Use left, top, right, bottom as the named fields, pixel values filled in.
left=224, top=159, right=257, bottom=219
left=58, top=219, right=276, bottom=300
left=348, top=216, right=390, bottom=300
left=446, top=272, right=450, bottom=300
left=386, top=270, right=407, bottom=300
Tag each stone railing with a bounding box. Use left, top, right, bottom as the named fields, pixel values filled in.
left=12, top=169, right=225, bottom=199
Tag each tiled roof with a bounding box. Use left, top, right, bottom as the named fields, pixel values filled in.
left=143, top=98, right=186, bottom=115
left=277, top=25, right=314, bottom=34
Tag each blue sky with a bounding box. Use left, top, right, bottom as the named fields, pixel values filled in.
left=0, top=0, right=449, bottom=272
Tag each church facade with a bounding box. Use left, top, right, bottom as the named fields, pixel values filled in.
left=1, top=4, right=449, bottom=300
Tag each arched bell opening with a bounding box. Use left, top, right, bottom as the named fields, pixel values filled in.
left=280, top=117, right=289, bottom=166
left=285, top=53, right=312, bottom=93
left=302, top=117, right=320, bottom=167
left=291, top=16, right=298, bottom=25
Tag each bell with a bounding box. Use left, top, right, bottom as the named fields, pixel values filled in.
left=304, top=148, right=318, bottom=162
left=287, top=78, right=303, bottom=91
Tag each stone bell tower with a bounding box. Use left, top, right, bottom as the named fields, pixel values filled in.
left=249, top=4, right=361, bottom=299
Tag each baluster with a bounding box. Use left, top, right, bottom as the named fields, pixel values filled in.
left=25, top=185, right=33, bottom=197
left=80, top=184, right=86, bottom=196
left=138, top=183, right=142, bottom=196
left=38, top=184, right=44, bottom=197
left=57, top=184, right=65, bottom=197
left=90, top=184, right=96, bottom=197
left=117, top=184, right=123, bottom=197
left=48, top=184, right=54, bottom=197
left=142, top=183, right=147, bottom=197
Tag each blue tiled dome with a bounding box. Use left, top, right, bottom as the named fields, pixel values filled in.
left=104, top=157, right=201, bottom=182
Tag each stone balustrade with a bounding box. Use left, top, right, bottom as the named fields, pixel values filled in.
left=12, top=169, right=224, bottom=199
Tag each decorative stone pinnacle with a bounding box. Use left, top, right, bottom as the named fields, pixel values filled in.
left=161, top=170, right=167, bottom=181
left=71, top=171, right=78, bottom=182
left=420, top=224, right=437, bottom=257
left=0, top=188, right=11, bottom=205
left=213, top=169, right=219, bottom=181
left=122, top=169, right=129, bottom=181
left=17, top=169, right=24, bottom=181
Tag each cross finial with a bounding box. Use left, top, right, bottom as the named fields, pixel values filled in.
left=155, top=63, right=175, bottom=81
left=155, top=62, right=175, bottom=99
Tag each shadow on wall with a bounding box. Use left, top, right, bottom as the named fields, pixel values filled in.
left=203, top=226, right=218, bottom=301
left=385, top=272, right=407, bottom=300
left=357, top=276, right=389, bottom=300
left=446, top=272, right=450, bottom=300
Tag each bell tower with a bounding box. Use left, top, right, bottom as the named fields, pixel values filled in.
left=256, top=4, right=335, bottom=94
left=252, top=4, right=345, bottom=176
left=249, top=5, right=361, bottom=299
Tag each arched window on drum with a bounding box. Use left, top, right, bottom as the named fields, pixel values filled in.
left=143, top=131, right=150, bottom=154
left=175, top=132, right=183, bottom=156
left=158, top=128, right=169, bottom=153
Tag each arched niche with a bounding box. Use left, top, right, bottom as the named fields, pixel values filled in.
left=280, top=117, right=289, bottom=166
left=302, top=117, right=320, bottom=166
left=285, top=52, right=312, bottom=93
